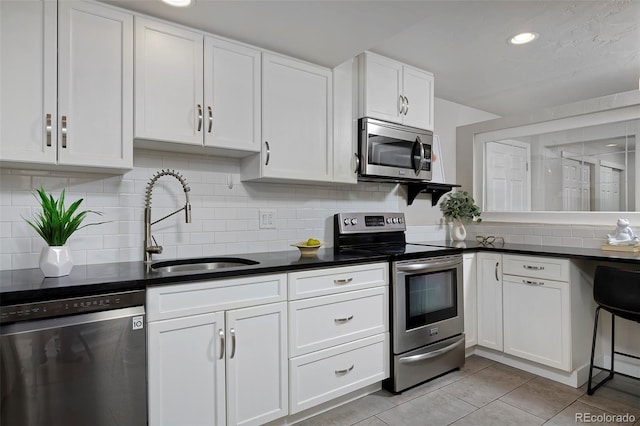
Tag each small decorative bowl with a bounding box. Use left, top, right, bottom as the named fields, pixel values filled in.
left=292, top=242, right=323, bottom=257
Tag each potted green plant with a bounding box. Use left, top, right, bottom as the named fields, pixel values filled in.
left=24, top=187, right=105, bottom=277
left=440, top=190, right=481, bottom=241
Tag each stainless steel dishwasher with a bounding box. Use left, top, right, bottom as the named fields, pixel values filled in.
left=1, top=290, right=147, bottom=425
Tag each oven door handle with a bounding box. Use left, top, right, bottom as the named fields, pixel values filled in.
left=396, top=258, right=461, bottom=272
left=398, top=337, right=465, bottom=364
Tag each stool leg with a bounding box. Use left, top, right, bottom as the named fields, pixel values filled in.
left=587, top=306, right=600, bottom=395
left=608, top=314, right=615, bottom=381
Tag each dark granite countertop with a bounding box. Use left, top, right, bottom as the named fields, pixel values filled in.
left=0, top=249, right=387, bottom=306
left=415, top=240, right=640, bottom=265
left=2, top=242, right=637, bottom=307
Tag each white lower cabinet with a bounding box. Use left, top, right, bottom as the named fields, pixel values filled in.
left=462, top=253, right=477, bottom=348
left=147, top=274, right=288, bottom=426
left=289, top=334, right=389, bottom=414
left=476, top=252, right=503, bottom=351
left=475, top=253, right=592, bottom=373
left=503, top=275, right=570, bottom=370
left=287, top=263, right=390, bottom=414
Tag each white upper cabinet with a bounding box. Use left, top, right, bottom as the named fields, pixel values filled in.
left=204, top=36, right=261, bottom=152
left=134, top=18, right=261, bottom=155
left=242, top=53, right=332, bottom=182
left=332, top=57, right=359, bottom=184
left=358, top=52, right=434, bottom=131
left=1, top=1, right=133, bottom=172
left=134, top=18, right=204, bottom=146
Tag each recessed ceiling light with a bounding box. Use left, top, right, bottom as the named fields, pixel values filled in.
left=508, top=32, right=539, bottom=45
left=161, top=0, right=192, bottom=7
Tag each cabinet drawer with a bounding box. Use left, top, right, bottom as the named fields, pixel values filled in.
left=502, top=254, right=569, bottom=281
left=288, top=262, right=388, bottom=300
left=289, top=287, right=388, bottom=356
left=147, top=273, right=287, bottom=321
left=289, top=333, right=389, bottom=414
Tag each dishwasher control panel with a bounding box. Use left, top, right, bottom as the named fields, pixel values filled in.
left=0, top=290, right=145, bottom=323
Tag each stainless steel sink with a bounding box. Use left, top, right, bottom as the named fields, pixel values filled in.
left=151, top=257, right=259, bottom=273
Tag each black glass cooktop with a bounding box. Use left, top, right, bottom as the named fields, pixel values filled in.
left=337, top=243, right=460, bottom=259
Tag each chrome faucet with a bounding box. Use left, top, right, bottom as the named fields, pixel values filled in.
left=144, top=169, right=191, bottom=263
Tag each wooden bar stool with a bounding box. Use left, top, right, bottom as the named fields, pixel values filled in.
left=587, top=265, right=640, bottom=395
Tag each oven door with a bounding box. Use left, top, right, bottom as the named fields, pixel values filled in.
left=392, top=255, right=463, bottom=354
left=359, top=118, right=432, bottom=181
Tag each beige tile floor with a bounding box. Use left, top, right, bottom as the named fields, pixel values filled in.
left=299, top=356, right=640, bottom=426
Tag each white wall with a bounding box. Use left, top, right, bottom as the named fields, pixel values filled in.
left=401, top=97, right=499, bottom=226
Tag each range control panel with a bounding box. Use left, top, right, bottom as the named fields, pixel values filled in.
left=336, top=212, right=406, bottom=234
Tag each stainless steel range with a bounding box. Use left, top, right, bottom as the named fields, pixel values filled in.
left=334, top=212, right=465, bottom=392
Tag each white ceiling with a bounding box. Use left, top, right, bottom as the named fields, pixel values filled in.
left=102, top=0, right=640, bottom=116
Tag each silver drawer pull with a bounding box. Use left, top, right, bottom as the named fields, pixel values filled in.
left=523, top=279, right=544, bottom=286
left=334, top=365, right=354, bottom=376
left=218, top=329, right=225, bottom=360
left=229, top=328, right=236, bottom=359
left=45, top=113, right=52, bottom=146
left=334, top=278, right=353, bottom=285
left=523, top=265, right=544, bottom=270
left=334, top=315, right=354, bottom=324
left=61, top=115, right=68, bottom=148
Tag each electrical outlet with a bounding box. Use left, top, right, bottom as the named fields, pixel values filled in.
left=259, top=209, right=276, bottom=229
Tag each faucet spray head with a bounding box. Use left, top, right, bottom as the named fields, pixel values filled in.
left=185, top=202, right=192, bottom=223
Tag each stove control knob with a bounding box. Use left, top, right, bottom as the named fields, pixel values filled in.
left=392, top=217, right=398, bottom=224
left=386, top=217, right=392, bottom=224
left=350, top=218, right=358, bottom=225
left=398, top=217, right=404, bottom=224
left=344, top=218, right=350, bottom=225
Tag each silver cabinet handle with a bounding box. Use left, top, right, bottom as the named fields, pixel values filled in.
left=523, top=265, right=544, bottom=270
left=334, top=365, right=354, bottom=376
left=197, top=104, right=203, bottom=132
left=334, top=315, right=354, bottom=324
left=403, top=96, right=409, bottom=115
left=45, top=113, right=52, bottom=147
left=264, top=141, right=270, bottom=166
left=207, top=106, right=213, bottom=133
left=229, top=328, right=236, bottom=359
left=354, top=153, right=360, bottom=174
left=61, top=115, right=68, bottom=148
left=399, top=338, right=464, bottom=364
left=523, top=279, right=544, bottom=286
left=218, top=329, right=225, bottom=360
left=398, top=95, right=405, bottom=115
left=495, top=262, right=499, bottom=281
left=334, top=278, right=353, bottom=285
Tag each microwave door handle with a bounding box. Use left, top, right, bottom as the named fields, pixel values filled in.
left=412, top=137, right=425, bottom=176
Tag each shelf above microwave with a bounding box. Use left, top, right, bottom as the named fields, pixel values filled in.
left=407, top=182, right=460, bottom=206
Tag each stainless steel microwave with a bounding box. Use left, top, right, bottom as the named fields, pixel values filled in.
left=358, top=117, right=432, bottom=182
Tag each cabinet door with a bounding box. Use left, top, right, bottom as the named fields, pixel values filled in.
left=476, top=252, right=503, bottom=351
left=262, top=53, right=332, bottom=182
left=135, top=18, right=203, bottom=145
left=332, top=57, right=358, bottom=184
left=57, top=1, right=133, bottom=169
left=402, top=66, right=434, bottom=131
left=0, top=0, right=56, bottom=165
left=226, top=302, right=288, bottom=426
left=503, top=277, right=571, bottom=371
left=204, top=36, right=261, bottom=152
left=360, top=52, right=403, bottom=124
left=148, top=312, right=226, bottom=426
left=462, top=253, right=477, bottom=348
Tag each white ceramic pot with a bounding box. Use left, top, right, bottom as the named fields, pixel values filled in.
left=39, top=245, right=73, bottom=277
left=451, top=220, right=467, bottom=242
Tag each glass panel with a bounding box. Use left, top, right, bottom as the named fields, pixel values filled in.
left=483, top=119, right=637, bottom=212
left=405, top=270, right=457, bottom=329
left=368, top=134, right=416, bottom=169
